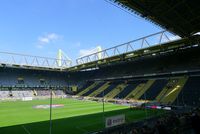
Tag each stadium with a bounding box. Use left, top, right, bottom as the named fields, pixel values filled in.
left=0, top=0, right=200, bottom=134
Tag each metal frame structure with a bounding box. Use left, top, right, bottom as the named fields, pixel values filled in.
left=0, top=31, right=180, bottom=70
left=110, top=0, right=200, bottom=37
left=76, top=31, right=178, bottom=65
left=0, top=51, right=72, bottom=69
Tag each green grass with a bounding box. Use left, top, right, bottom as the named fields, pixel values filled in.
left=0, top=98, right=164, bottom=134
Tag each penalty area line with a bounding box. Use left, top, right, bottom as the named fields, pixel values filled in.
left=21, top=125, right=32, bottom=134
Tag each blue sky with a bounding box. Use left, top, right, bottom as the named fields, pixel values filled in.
left=0, top=0, right=163, bottom=64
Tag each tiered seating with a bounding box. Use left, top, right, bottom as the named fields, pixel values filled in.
left=156, top=77, right=188, bottom=104
left=0, top=68, right=68, bottom=88
left=96, top=84, right=118, bottom=97
left=0, top=89, right=67, bottom=99
left=156, top=79, right=178, bottom=102
left=54, top=90, right=65, bottom=96
left=174, top=76, right=200, bottom=106
left=126, top=83, right=144, bottom=99
left=77, top=82, right=99, bottom=96
left=36, top=90, right=50, bottom=96
left=76, top=81, right=94, bottom=94
left=82, top=82, right=105, bottom=96
left=140, top=79, right=168, bottom=100
left=73, top=76, right=200, bottom=107
left=12, top=90, right=33, bottom=98
left=0, top=91, right=10, bottom=99
left=105, top=84, right=127, bottom=99
left=115, top=82, right=140, bottom=99
left=133, top=80, right=155, bottom=99
left=160, top=77, right=188, bottom=104
left=125, top=80, right=154, bottom=99
left=88, top=82, right=110, bottom=97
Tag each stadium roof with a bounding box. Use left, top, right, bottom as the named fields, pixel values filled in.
left=113, top=0, right=200, bottom=37
left=67, top=35, right=200, bottom=71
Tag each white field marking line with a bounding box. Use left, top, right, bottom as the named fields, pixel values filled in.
left=21, top=125, right=31, bottom=134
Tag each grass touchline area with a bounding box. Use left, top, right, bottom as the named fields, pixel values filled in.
left=0, top=98, right=164, bottom=134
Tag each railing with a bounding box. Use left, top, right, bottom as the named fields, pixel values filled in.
left=76, top=31, right=179, bottom=65
left=0, top=51, right=72, bottom=69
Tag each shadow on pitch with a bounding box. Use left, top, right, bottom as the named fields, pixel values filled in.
left=0, top=108, right=159, bottom=134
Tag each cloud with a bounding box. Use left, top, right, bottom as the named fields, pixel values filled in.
left=36, top=33, right=61, bottom=48
left=36, top=45, right=43, bottom=49
left=74, top=42, right=81, bottom=48
left=79, top=46, right=102, bottom=58
left=79, top=48, right=95, bottom=57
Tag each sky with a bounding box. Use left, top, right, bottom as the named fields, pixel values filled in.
left=0, top=0, right=163, bottom=65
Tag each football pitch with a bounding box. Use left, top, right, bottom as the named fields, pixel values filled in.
left=0, top=98, right=164, bottom=134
